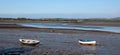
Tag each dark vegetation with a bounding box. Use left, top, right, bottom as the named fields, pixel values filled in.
left=82, top=18, right=120, bottom=22
left=0, top=17, right=120, bottom=23
left=0, top=17, right=81, bottom=23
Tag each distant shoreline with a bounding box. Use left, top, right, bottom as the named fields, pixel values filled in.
left=71, top=21, right=120, bottom=27
left=0, top=23, right=119, bottom=34
left=0, top=18, right=120, bottom=33
left=0, top=21, right=120, bottom=27
left=0, top=18, right=120, bottom=26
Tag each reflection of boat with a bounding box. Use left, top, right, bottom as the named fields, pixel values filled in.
left=0, top=47, right=33, bottom=55
left=78, top=39, right=96, bottom=45
left=81, top=45, right=96, bottom=55
left=19, top=39, right=40, bottom=45
left=81, top=44, right=96, bottom=50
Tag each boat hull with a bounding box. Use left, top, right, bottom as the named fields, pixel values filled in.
left=78, top=40, right=96, bottom=45
left=19, top=39, right=40, bottom=45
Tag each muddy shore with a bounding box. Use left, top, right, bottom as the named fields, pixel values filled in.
left=0, top=24, right=120, bottom=55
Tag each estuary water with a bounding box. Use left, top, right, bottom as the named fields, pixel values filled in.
left=17, top=22, right=120, bottom=33
left=0, top=22, right=120, bottom=33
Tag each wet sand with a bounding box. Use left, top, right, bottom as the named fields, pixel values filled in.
left=0, top=24, right=120, bottom=55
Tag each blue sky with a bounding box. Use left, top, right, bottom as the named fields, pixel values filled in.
left=0, top=0, right=120, bottom=18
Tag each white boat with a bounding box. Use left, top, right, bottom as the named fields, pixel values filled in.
left=19, top=39, right=40, bottom=45
left=78, top=39, right=96, bottom=45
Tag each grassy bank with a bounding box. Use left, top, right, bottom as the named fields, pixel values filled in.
left=0, top=17, right=120, bottom=27
left=0, top=18, right=81, bottom=23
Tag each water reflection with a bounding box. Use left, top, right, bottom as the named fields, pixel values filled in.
left=0, top=47, right=33, bottom=55
left=20, top=43, right=40, bottom=47
left=80, top=45, right=96, bottom=55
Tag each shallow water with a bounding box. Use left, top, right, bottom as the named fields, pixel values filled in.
left=1, top=22, right=120, bottom=33
left=0, top=29, right=120, bottom=55
left=18, top=22, right=120, bottom=33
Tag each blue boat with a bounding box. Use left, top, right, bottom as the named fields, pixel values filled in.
left=78, top=39, right=96, bottom=45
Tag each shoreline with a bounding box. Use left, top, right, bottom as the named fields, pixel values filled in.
left=0, top=24, right=119, bottom=34
left=71, top=22, right=120, bottom=27
left=1, top=21, right=120, bottom=27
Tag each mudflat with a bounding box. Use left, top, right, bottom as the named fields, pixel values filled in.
left=0, top=24, right=120, bottom=55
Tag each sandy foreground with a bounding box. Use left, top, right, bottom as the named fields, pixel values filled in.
left=0, top=24, right=120, bottom=55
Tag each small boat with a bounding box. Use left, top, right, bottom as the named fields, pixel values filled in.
left=78, top=39, right=96, bottom=45
left=19, top=39, right=40, bottom=45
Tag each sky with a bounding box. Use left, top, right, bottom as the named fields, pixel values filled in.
left=0, top=0, right=120, bottom=18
